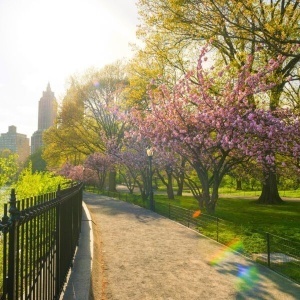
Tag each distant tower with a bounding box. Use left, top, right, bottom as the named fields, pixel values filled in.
left=31, top=83, right=58, bottom=154
left=38, top=83, right=58, bottom=130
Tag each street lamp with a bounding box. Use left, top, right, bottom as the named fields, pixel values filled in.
left=147, top=147, right=155, bottom=211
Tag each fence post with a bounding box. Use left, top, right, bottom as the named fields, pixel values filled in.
left=7, top=189, right=20, bottom=299
left=216, top=217, right=219, bottom=242
left=55, top=185, right=61, bottom=299
left=266, top=233, right=271, bottom=268
left=1, top=204, right=9, bottom=297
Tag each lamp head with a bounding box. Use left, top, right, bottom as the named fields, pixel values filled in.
left=146, top=147, right=154, bottom=157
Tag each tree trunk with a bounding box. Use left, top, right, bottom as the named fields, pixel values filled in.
left=258, top=170, right=283, bottom=204
left=236, top=179, right=242, bottom=190
left=258, top=86, right=284, bottom=204
left=135, top=179, right=147, bottom=200
left=156, top=168, right=174, bottom=199
left=108, top=170, right=117, bottom=192
left=176, top=177, right=184, bottom=196
left=177, top=158, right=186, bottom=196
left=208, top=174, right=221, bottom=214
left=202, top=182, right=214, bottom=213
left=166, top=172, right=174, bottom=200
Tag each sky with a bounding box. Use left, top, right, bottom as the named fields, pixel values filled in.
left=0, top=0, right=138, bottom=139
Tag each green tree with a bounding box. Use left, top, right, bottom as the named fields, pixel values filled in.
left=43, top=61, right=128, bottom=191
left=26, top=148, right=47, bottom=172
left=14, top=163, right=68, bottom=199
left=136, top=0, right=300, bottom=204
left=0, top=150, right=18, bottom=187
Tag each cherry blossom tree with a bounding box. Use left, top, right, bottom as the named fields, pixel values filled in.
left=115, top=138, right=151, bottom=201
left=130, top=49, right=300, bottom=212
left=59, top=162, right=87, bottom=182
left=84, top=153, right=113, bottom=190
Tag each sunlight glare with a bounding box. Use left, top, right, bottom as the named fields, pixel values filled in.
left=6, top=0, right=135, bottom=79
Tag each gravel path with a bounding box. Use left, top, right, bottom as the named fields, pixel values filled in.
left=84, top=192, right=300, bottom=300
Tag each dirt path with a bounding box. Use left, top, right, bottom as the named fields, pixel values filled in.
left=84, top=192, right=300, bottom=300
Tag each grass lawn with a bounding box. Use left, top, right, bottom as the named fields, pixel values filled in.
left=154, top=193, right=300, bottom=241
left=215, top=197, right=300, bottom=241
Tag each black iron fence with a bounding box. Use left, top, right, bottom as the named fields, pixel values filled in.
left=0, top=182, right=83, bottom=299
left=93, top=187, right=300, bottom=284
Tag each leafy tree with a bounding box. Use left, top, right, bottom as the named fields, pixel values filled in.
left=13, top=163, right=68, bottom=199
left=154, top=148, right=187, bottom=200
left=137, top=0, right=300, bottom=85
left=84, top=153, right=113, bottom=190
left=43, top=79, right=95, bottom=169
left=26, top=148, right=47, bottom=172
left=136, top=0, right=300, bottom=204
left=130, top=50, right=300, bottom=212
left=60, top=164, right=85, bottom=182
left=43, top=62, right=128, bottom=191
left=0, top=150, right=19, bottom=188
left=115, top=138, right=151, bottom=201
left=118, top=166, right=137, bottom=194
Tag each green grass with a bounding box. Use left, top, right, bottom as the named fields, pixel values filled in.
left=154, top=194, right=300, bottom=240
left=217, top=187, right=300, bottom=198
left=216, top=198, right=300, bottom=240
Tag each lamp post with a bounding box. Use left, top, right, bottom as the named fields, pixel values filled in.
left=147, top=147, right=155, bottom=211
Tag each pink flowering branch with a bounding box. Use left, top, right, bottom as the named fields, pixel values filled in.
left=128, top=47, right=298, bottom=212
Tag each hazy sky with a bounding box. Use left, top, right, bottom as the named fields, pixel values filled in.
left=0, top=0, right=138, bottom=138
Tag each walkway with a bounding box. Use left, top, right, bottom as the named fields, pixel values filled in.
left=64, top=192, right=300, bottom=299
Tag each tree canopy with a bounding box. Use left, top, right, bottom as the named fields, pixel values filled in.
left=129, top=49, right=300, bottom=211
left=43, top=62, right=128, bottom=170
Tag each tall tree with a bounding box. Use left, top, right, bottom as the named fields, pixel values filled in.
left=130, top=51, right=300, bottom=212
left=0, top=150, right=18, bottom=188
left=136, top=0, right=300, bottom=203
left=84, top=153, right=113, bottom=190
left=43, top=61, right=128, bottom=191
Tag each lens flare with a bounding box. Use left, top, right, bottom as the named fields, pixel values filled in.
left=236, top=265, right=259, bottom=291
left=209, top=238, right=259, bottom=293
left=193, top=210, right=201, bottom=218
left=209, top=238, right=243, bottom=266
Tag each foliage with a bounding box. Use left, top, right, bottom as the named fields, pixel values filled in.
left=137, top=0, right=300, bottom=105
left=130, top=48, right=300, bottom=212
left=43, top=62, right=128, bottom=170
left=13, top=163, right=69, bottom=199
left=59, top=162, right=85, bottom=182
left=58, top=152, right=114, bottom=190
left=25, top=148, right=47, bottom=172
left=84, top=153, right=113, bottom=189
left=114, top=137, right=150, bottom=199
left=135, top=0, right=300, bottom=205
left=0, top=150, right=19, bottom=188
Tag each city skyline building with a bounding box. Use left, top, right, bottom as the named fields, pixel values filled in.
left=0, top=125, right=30, bottom=162
left=31, top=83, right=58, bottom=154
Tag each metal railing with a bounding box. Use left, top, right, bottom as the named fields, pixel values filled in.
left=154, top=202, right=300, bottom=284
left=0, top=182, right=83, bottom=299
left=93, top=188, right=300, bottom=284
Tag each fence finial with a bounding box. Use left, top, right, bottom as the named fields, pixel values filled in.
left=9, top=189, right=20, bottom=222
